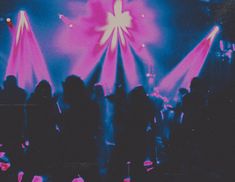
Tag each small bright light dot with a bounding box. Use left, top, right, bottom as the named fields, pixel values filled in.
left=214, top=25, right=219, bottom=32
left=142, top=44, right=146, bottom=48
left=69, top=24, right=73, bottom=28
left=141, top=14, right=145, bottom=18
left=59, top=14, right=63, bottom=19
left=6, top=18, right=11, bottom=23
left=25, top=140, right=29, bottom=146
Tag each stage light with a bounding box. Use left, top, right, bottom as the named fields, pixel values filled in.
left=208, top=25, right=219, bottom=43
left=69, top=24, right=73, bottom=28
left=6, top=18, right=11, bottom=23
left=5, top=11, right=53, bottom=91
left=159, top=26, right=219, bottom=100
left=6, top=17, right=14, bottom=31
left=56, top=0, right=160, bottom=93
left=214, top=25, right=219, bottom=32
left=58, top=14, right=63, bottom=19
left=98, top=0, right=132, bottom=51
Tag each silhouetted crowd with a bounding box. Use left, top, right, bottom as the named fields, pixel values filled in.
left=0, top=75, right=234, bottom=182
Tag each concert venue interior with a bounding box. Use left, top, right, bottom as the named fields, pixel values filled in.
left=0, top=0, right=234, bottom=181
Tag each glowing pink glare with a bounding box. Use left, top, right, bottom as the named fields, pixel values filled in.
left=159, top=26, right=219, bottom=98
left=18, top=171, right=24, bottom=182
left=32, top=176, right=43, bottom=182
left=67, top=1, right=87, bottom=17
left=0, top=162, right=10, bottom=172
left=5, top=11, right=53, bottom=92
left=72, top=177, right=85, bottom=182
left=144, top=160, right=153, bottom=167
left=123, top=177, right=131, bottom=182
left=125, top=0, right=160, bottom=44
left=55, top=0, right=159, bottom=92
left=220, top=40, right=224, bottom=51
left=180, top=39, right=211, bottom=89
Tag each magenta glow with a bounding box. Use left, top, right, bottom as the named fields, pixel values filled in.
left=159, top=26, right=219, bottom=99
left=54, top=0, right=160, bottom=92
left=5, top=11, right=53, bottom=92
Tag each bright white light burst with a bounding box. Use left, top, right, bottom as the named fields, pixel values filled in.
left=98, top=0, right=132, bottom=51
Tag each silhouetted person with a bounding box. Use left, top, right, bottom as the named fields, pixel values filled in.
left=181, top=77, right=208, bottom=176
left=107, top=85, right=127, bottom=145
left=106, top=85, right=128, bottom=181
left=91, top=84, right=106, bottom=136
left=22, top=80, right=60, bottom=181
left=168, top=88, right=189, bottom=171
left=0, top=75, right=27, bottom=180
left=124, top=86, right=154, bottom=181
left=61, top=75, right=100, bottom=181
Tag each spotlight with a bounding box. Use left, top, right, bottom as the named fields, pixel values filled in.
left=58, top=14, right=63, bottom=19
left=141, top=14, right=145, bottom=18
left=6, top=18, right=14, bottom=29
left=5, top=10, right=53, bottom=91
left=214, top=25, right=220, bottom=32
left=6, top=18, right=11, bottom=23
left=207, top=25, right=220, bottom=43
left=142, top=43, right=146, bottom=48
left=69, top=24, right=73, bottom=28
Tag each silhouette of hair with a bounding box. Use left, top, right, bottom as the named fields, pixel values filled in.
left=34, top=80, right=52, bottom=98
left=3, top=75, right=17, bottom=89
left=190, top=77, right=204, bottom=92
left=62, top=75, right=87, bottom=104
left=129, top=86, right=146, bottom=99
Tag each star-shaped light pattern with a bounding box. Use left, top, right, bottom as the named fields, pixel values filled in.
left=98, top=0, right=132, bottom=51
left=55, top=0, right=160, bottom=93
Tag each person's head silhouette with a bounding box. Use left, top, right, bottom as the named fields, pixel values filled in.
left=62, top=75, right=86, bottom=105
left=3, top=75, right=18, bottom=89
left=34, top=80, right=52, bottom=98
left=190, top=77, right=204, bottom=92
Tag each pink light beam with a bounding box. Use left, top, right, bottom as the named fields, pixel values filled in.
left=5, top=11, right=53, bottom=92
left=159, top=26, right=219, bottom=99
